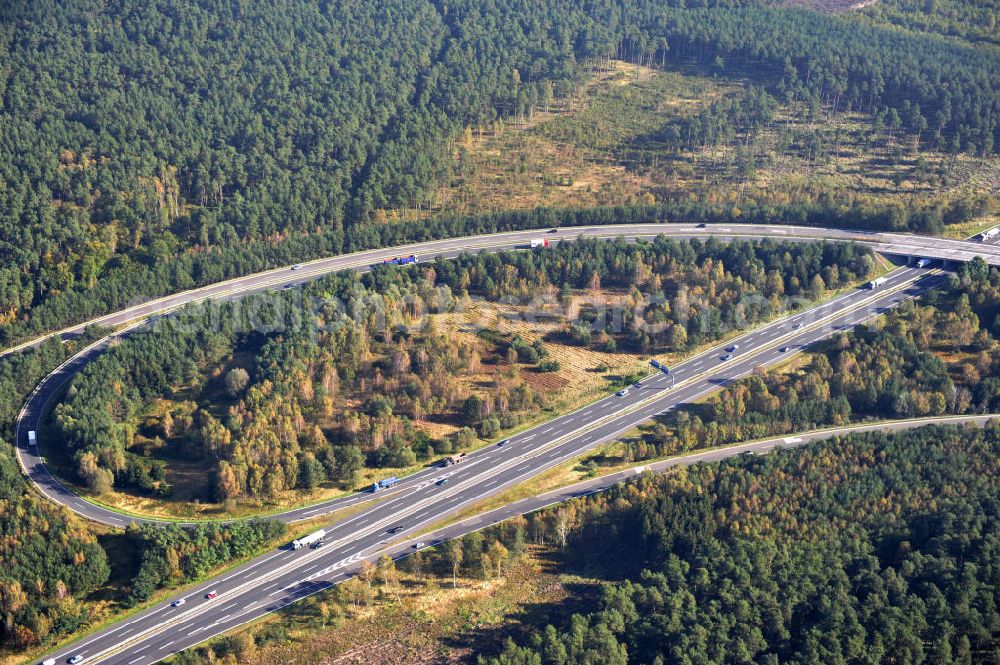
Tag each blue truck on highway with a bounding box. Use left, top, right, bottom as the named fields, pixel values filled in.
left=371, top=477, right=399, bottom=492
left=383, top=255, right=417, bottom=266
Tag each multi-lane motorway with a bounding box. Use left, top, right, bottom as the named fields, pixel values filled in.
left=31, top=263, right=950, bottom=665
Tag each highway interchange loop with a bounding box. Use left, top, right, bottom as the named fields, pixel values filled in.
left=13, top=223, right=1000, bottom=664
left=14, top=223, right=1000, bottom=527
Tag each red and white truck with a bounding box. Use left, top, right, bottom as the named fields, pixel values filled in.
left=441, top=453, right=468, bottom=467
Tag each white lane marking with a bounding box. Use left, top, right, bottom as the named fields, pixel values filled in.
left=133, top=645, right=150, bottom=654
left=160, top=641, right=174, bottom=650
left=128, top=657, right=145, bottom=664
left=380, top=494, right=406, bottom=508
left=217, top=551, right=282, bottom=583
left=66, top=603, right=168, bottom=652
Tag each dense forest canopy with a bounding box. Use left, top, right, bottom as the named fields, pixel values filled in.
left=860, top=0, right=1000, bottom=49
left=0, top=440, right=110, bottom=650
left=482, top=423, right=1000, bottom=664
left=1, top=0, right=997, bottom=347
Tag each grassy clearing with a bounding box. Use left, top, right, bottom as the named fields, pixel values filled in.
left=167, top=547, right=587, bottom=665
left=430, top=60, right=732, bottom=215
left=940, top=214, right=1000, bottom=240
left=437, top=294, right=648, bottom=416
left=410, top=59, right=999, bottom=231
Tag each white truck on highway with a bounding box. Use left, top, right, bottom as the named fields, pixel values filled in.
left=291, top=529, right=326, bottom=550
left=27, top=431, right=37, bottom=448
left=530, top=238, right=550, bottom=248
left=867, top=277, right=888, bottom=289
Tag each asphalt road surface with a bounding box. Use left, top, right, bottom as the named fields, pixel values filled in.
left=34, top=265, right=953, bottom=665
